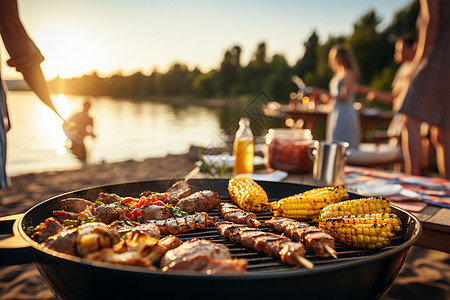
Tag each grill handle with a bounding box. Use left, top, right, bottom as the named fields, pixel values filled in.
left=0, top=213, right=36, bottom=265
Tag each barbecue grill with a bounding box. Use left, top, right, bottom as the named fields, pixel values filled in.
left=0, top=179, right=421, bottom=300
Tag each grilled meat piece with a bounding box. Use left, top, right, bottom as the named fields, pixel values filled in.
left=61, top=198, right=94, bottom=213
left=116, top=221, right=161, bottom=239
left=150, top=212, right=218, bottom=235
left=263, top=217, right=335, bottom=258
left=165, top=188, right=191, bottom=205
left=140, top=205, right=173, bottom=221
left=160, top=238, right=247, bottom=273
left=204, top=258, right=248, bottom=274
left=94, top=204, right=128, bottom=224
left=96, top=192, right=122, bottom=204
left=218, top=202, right=260, bottom=227
left=44, top=222, right=121, bottom=257
left=88, top=233, right=183, bottom=268
left=31, top=217, right=64, bottom=244
left=175, top=190, right=220, bottom=213
left=53, top=210, right=80, bottom=223
left=148, top=235, right=183, bottom=264
left=215, top=221, right=312, bottom=268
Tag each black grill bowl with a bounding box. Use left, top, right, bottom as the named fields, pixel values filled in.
left=11, top=179, right=421, bottom=300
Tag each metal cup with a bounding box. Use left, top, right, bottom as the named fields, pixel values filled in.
left=311, top=140, right=349, bottom=186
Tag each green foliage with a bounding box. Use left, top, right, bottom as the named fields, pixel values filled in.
left=48, top=1, right=419, bottom=104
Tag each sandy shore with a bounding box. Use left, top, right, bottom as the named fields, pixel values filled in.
left=0, top=152, right=448, bottom=299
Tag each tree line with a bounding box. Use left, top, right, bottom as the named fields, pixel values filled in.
left=48, top=1, right=419, bottom=105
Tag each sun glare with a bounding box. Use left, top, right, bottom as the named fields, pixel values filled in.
left=37, top=25, right=104, bottom=79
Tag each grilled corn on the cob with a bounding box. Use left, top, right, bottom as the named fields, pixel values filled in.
left=318, top=213, right=402, bottom=249
left=228, top=175, right=268, bottom=212
left=318, top=197, right=391, bottom=221
left=271, top=186, right=349, bottom=220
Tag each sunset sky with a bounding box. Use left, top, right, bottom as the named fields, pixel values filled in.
left=1, top=0, right=412, bottom=80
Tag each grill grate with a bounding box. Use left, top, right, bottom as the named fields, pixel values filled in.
left=174, top=196, right=403, bottom=274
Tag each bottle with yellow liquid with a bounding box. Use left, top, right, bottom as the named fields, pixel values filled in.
left=233, top=117, right=254, bottom=174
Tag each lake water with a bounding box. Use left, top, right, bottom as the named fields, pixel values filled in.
left=7, top=91, right=240, bottom=176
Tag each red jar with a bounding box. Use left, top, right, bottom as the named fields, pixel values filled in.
left=265, top=129, right=314, bottom=174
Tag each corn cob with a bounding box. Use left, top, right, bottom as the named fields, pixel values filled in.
left=228, top=176, right=268, bottom=212
left=318, top=197, right=391, bottom=221
left=318, top=213, right=401, bottom=249
left=270, top=186, right=349, bottom=220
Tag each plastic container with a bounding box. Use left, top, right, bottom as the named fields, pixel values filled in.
left=233, top=117, right=254, bottom=174
left=265, top=128, right=314, bottom=174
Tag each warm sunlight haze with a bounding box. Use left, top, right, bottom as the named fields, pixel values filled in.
left=1, top=0, right=411, bottom=80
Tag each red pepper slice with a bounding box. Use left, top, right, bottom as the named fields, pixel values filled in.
left=150, top=195, right=158, bottom=202
left=137, top=196, right=150, bottom=207
left=153, top=200, right=165, bottom=206
left=133, top=208, right=143, bottom=218
left=122, top=197, right=136, bottom=204
left=126, top=212, right=136, bottom=221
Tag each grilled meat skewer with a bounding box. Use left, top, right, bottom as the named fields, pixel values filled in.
left=218, top=202, right=260, bottom=227
left=160, top=238, right=247, bottom=274
left=150, top=212, right=218, bottom=235
left=263, top=217, right=336, bottom=258
left=215, top=221, right=313, bottom=269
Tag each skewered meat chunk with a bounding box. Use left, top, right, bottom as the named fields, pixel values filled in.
left=271, top=186, right=349, bottom=220
left=150, top=212, right=218, bottom=234
left=160, top=238, right=247, bottom=273
left=215, top=221, right=313, bottom=268
left=263, top=217, right=336, bottom=258
left=61, top=198, right=94, bottom=213
left=218, top=202, right=260, bottom=227
left=228, top=176, right=268, bottom=212
left=95, top=192, right=122, bottom=204
left=175, top=190, right=220, bottom=213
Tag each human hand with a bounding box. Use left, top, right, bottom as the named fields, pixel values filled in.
left=366, top=91, right=376, bottom=102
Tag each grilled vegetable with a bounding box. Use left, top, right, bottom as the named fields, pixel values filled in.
left=228, top=176, right=268, bottom=212
left=270, top=186, right=348, bottom=220
left=318, top=213, right=402, bottom=249
left=318, top=197, right=391, bottom=221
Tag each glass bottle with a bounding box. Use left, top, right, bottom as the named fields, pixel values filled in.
left=233, top=117, right=254, bottom=174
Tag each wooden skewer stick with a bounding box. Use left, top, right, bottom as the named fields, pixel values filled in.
left=296, top=256, right=314, bottom=269
left=325, top=245, right=337, bottom=259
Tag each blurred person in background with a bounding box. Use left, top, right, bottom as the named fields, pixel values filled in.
left=398, top=0, right=450, bottom=179
left=360, top=34, right=417, bottom=143
left=307, top=44, right=361, bottom=149
left=63, top=100, right=96, bottom=163
left=0, top=0, right=65, bottom=189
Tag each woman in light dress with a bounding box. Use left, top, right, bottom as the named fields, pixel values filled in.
left=308, top=44, right=361, bottom=149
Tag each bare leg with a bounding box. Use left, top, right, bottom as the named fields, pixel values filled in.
left=430, top=126, right=450, bottom=179
left=401, top=116, right=422, bottom=175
